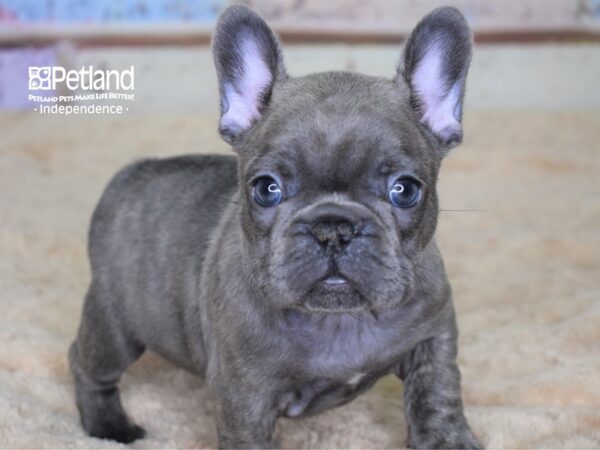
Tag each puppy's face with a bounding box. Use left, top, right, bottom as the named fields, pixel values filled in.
left=239, top=76, right=440, bottom=312
left=213, top=6, right=472, bottom=312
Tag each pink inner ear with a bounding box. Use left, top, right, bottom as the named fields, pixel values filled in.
left=412, top=42, right=462, bottom=139
left=220, top=36, right=273, bottom=133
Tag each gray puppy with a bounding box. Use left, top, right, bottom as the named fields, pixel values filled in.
left=69, top=5, right=483, bottom=449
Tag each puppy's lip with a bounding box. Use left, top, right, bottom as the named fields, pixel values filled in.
left=322, top=275, right=348, bottom=286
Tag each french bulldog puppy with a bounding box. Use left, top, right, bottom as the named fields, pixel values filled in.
left=69, top=5, right=483, bottom=449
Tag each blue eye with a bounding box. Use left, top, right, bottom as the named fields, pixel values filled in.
left=253, top=176, right=282, bottom=207
left=389, top=177, right=421, bottom=208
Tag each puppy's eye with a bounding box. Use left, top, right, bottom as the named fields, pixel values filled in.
left=253, top=176, right=282, bottom=207
left=389, top=177, right=421, bottom=208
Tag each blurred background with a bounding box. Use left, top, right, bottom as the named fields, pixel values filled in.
left=1, top=0, right=599, bottom=112
left=1, top=1, right=599, bottom=449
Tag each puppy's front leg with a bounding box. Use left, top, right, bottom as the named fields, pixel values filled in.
left=211, top=380, right=279, bottom=449
left=397, top=328, right=483, bottom=449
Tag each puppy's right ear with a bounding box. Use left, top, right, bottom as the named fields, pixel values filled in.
left=212, top=5, right=287, bottom=144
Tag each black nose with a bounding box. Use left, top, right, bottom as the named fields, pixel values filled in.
left=311, top=216, right=356, bottom=252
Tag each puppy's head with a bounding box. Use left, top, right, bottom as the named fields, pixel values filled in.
left=212, top=5, right=472, bottom=312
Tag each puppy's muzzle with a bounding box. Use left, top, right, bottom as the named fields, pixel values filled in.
left=290, top=202, right=374, bottom=253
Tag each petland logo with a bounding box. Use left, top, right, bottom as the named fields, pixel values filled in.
left=29, top=65, right=135, bottom=91
left=28, top=65, right=135, bottom=115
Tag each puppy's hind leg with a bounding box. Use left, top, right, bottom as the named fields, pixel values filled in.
left=69, top=284, right=146, bottom=444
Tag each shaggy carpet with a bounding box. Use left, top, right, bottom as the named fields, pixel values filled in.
left=0, top=111, right=599, bottom=448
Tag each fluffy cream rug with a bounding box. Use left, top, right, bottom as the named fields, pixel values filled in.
left=0, top=111, right=598, bottom=449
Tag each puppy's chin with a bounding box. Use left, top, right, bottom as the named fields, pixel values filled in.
left=300, top=279, right=369, bottom=313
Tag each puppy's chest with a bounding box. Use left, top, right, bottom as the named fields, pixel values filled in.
left=282, top=309, right=407, bottom=373
left=278, top=310, right=406, bottom=403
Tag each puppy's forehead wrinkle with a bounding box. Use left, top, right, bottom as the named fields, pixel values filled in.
left=295, top=193, right=367, bottom=215
left=250, top=76, right=438, bottom=181
left=254, top=127, right=424, bottom=190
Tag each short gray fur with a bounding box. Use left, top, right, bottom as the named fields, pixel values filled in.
left=69, top=5, right=483, bottom=449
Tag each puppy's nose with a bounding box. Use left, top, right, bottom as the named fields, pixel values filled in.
left=291, top=201, right=370, bottom=251
left=311, top=205, right=357, bottom=250
left=311, top=214, right=356, bottom=251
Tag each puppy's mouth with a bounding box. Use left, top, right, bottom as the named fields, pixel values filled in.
left=300, top=271, right=368, bottom=312
left=321, top=274, right=349, bottom=287
left=317, top=264, right=354, bottom=290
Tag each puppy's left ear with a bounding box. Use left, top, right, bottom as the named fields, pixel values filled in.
left=397, top=7, right=472, bottom=151
left=212, top=5, right=287, bottom=144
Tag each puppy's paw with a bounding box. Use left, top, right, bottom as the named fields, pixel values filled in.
left=408, top=426, right=484, bottom=449
left=217, top=435, right=280, bottom=449
left=88, top=420, right=146, bottom=444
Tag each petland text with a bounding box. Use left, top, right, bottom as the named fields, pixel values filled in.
left=29, top=66, right=135, bottom=91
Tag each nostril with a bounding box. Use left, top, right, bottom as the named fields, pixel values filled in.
left=312, top=222, right=336, bottom=244
left=336, top=222, right=354, bottom=243
left=311, top=220, right=355, bottom=249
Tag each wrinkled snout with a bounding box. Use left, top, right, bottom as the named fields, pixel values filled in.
left=290, top=202, right=374, bottom=253
left=279, top=199, right=407, bottom=311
